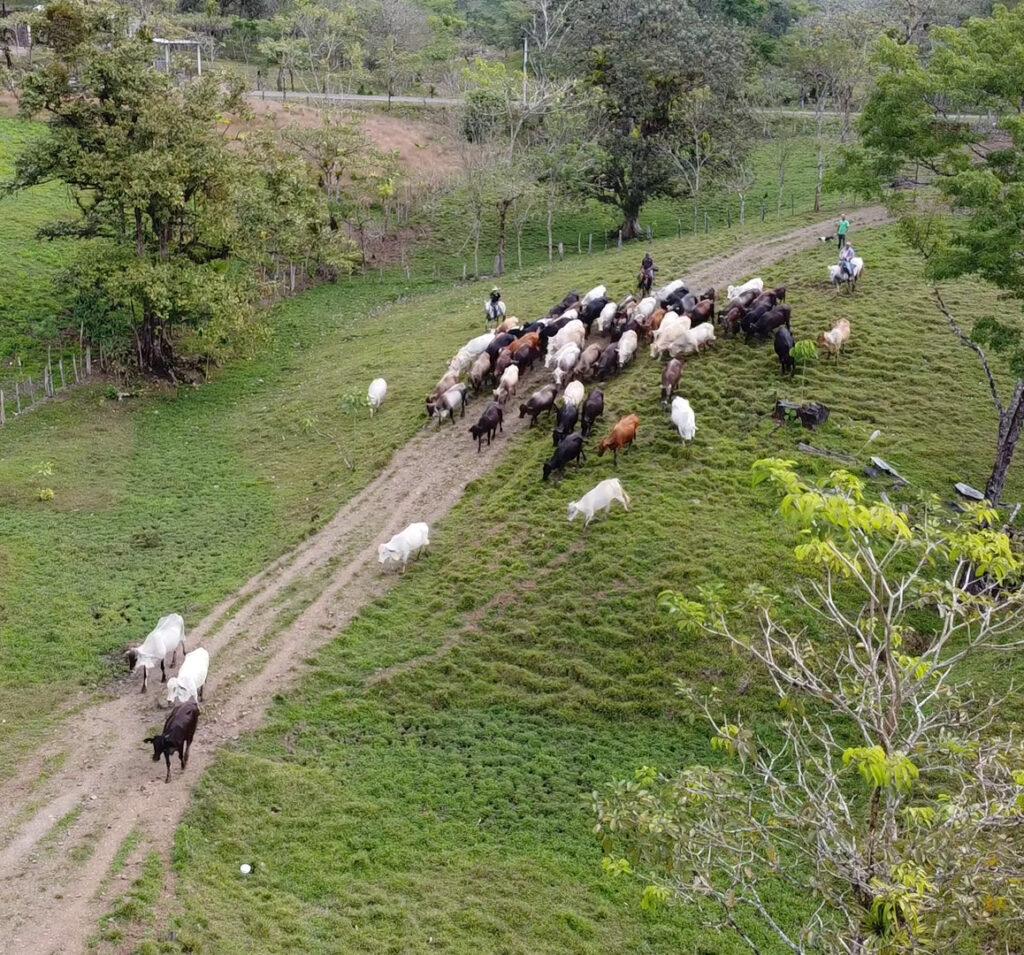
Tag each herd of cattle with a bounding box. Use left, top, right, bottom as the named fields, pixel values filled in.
left=132, top=269, right=855, bottom=782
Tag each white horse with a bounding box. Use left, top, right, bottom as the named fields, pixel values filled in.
left=829, top=257, right=864, bottom=292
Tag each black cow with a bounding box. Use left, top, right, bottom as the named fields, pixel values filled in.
left=543, top=433, right=586, bottom=481
left=144, top=701, right=199, bottom=784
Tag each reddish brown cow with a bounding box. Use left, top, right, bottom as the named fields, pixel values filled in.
left=597, top=414, right=641, bottom=466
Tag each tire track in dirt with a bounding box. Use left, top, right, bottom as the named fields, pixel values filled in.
left=0, top=209, right=889, bottom=955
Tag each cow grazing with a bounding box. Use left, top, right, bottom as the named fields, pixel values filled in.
left=552, top=402, right=580, bottom=446
left=580, top=388, right=604, bottom=437
left=469, top=402, right=504, bottom=451
left=519, top=384, right=559, bottom=426
left=378, top=522, right=430, bottom=572
left=748, top=306, right=792, bottom=341
left=367, top=378, right=387, bottom=417
left=568, top=478, right=631, bottom=527
left=543, top=433, right=586, bottom=482
left=774, top=326, right=796, bottom=376
left=661, top=358, right=684, bottom=403
left=818, top=318, right=851, bottom=363
left=126, top=613, right=186, bottom=693
left=144, top=701, right=200, bottom=784
left=670, top=396, right=697, bottom=446
left=166, top=647, right=209, bottom=706
left=597, top=414, right=641, bottom=465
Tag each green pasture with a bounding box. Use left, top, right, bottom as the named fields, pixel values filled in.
left=86, top=227, right=1022, bottom=954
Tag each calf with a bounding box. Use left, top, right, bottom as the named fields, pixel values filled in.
left=519, top=384, right=559, bottom=426
left=661, top=358, right=684, bottom=403
left=469, top=402, right=504, bottom=451
left=543, top=433, right=586, bottom=481
left=568, top=478, right=631, bottom=527
left=580, top=388, right=604, bottom=438
left=126, top=613, right=186, bottom=693
left=493, top=347, right=514, bottom=381
left=774, top=326, right=796, bottom=377
left=720, top=305, right=746, bottom=337
left=144, top=701, right=200, bottom=784
left=367, top=378, right=387, bottom=417
left=552, top=402, right=579, bottom=446
left=575, top=343, right=603, bottom=379
left=597, top=414, right=641, bottom=466
left=166, top=647, right=209, bottom=706
left=378, top=522, right=430, bottom=571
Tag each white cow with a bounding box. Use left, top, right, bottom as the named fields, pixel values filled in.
left=581, top=285, right=606, bottom=308
left=654, top=279, right=685, bottom=303
left=617, top=329, right=638, bottom=368
left=547, top=319, right=585, bottom=356
left=568, top=478, right=631, bottom=527
left=562, top=380, right=585, bottom=409
left=166, top=647, right=210, bottom=706
left=378, top=522, right=430, bottom=572
left=367, top=378, right=387, bottom=417
left=650, top=313, right=691, bottom=358
left=726, top=277, right=764, bottom=301
left=634, top=296, right=658, bottom=322
left=671, top=397, right=697, bottom=444
left=126, top=613, right=186, bottom=693
left=595, top=301, right=617, bottom=334
left=548, top=342, right=582, bottom=385
left=449, top=332, right=494, bottom=376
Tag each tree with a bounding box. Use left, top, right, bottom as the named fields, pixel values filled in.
left=566, top=0, right=749, bottom=239
left=3, top=8, right=357, bottom=374
left=365, top=0, right=431, bottom=107
left=595, top=459, right=1024, bottom=955
left=836, top=5, right=1024, bottom=503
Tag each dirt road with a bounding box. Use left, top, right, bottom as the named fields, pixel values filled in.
left=0, top=208, right=890, bottom=955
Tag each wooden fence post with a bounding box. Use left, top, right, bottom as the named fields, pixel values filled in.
left=86, top=346, right=92, bottom=376
left=72, top=354, right=79, bottom=382
left=1, top=390, right=5, bottom=426
left=704, top=213, right=709, bottom=234
left=727, top=206, right=732, bottom=228
left=617, top=230, right=622, bottom=250
left=677, top=219, right=681, bottom=238
left=462, top=263, right=467, bottom=281
left=557, top=242, right=564, bottom=261
left=761, top=200, right=766, bottom=222
left=59, top=357, right=65, bottom=389
left=28, top=377, right=34, bottom=404
left=15, top=381, right=20, bottom=415
left=646, top=225, right=652, bottom=242
left=588, top=234, right=593, bottom=254
left=577, top=233, right=581, bottom=254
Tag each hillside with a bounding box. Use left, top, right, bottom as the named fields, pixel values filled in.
left=1, top=211, right=1022, bottom=954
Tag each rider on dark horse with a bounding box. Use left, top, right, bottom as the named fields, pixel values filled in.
left=639, top=253, right=656, bottom=294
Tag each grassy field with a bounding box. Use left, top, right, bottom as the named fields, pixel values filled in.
left=0, top=209, right=861, bottom=769
left=0, top=118, right=79, bottom=370
left=411, top=122, right=853, bottom=279
left=72, top=226, right=1022, bottom=954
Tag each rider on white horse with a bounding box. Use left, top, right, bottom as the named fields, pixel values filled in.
left=485, top=287, right=506, bottom=327
left=839, top=243, right=856, bottom=278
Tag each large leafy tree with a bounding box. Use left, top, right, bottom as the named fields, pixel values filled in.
left=566, top=0, right=749, bottom=239
left=596, top=459, right=1024, bottom=955
left=5, top=3, right=357, bottom=375
left=837, top=4, right=1024, bottom=503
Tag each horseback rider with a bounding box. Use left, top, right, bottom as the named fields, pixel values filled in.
left=639, top=253, right=656, bottom=293
left=485, top=287, right=506, bottom=327
left=839, top=243, right=856, bottom=278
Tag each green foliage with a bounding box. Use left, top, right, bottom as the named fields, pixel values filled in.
left=791, top=339, right=818, bottom=364
left=565, top=0, right=750, bottom=235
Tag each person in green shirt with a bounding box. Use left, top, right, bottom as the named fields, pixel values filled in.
left=837, top=214, right=850, bottom=248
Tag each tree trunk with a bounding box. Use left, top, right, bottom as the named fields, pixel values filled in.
left=987, top=382, right=1024, bottom=504
left=497, top=198, right=511, bottom=277
left=739, top=194, right=746, bottom=225
left=815, top=144, right=823, bottom=213
left=620, top=216, right=643, bottom=241
left=547, top=205, right=553, bottom=263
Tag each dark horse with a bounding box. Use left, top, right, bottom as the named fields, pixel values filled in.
left=637, top=266, right=655, bottom=296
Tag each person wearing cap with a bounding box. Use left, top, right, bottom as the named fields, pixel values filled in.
left=837, top=214, right=850, bottom=249
left=485, top=287, right=506, bottom=327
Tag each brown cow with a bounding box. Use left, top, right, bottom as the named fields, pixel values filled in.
left=597, top=414, right=641, bottom=466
